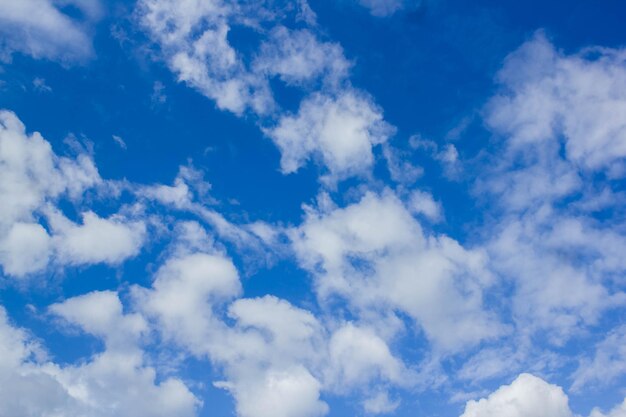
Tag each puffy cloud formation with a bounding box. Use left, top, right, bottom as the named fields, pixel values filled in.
left=479, top=33, right=626, bottom=343
left=136, top=0, right=393, bottom=181
left=267, top=90, right=394, bottom=179
left=291, top=191, right=503, bottom=352
left=486, top=31, right=626, bottom=175
left=460, top=374, right=573, bottom=417
left=0, top=0, right=101, bottom=62
left=461, top=374, right=626, bottom=417
left=253, top=26, right=350, bottom=87
left=0, top=111, right=145, bottom=278
left=0, top=292, right=198, bottom=417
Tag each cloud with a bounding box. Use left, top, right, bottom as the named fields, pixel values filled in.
left=571, top=325, right=626, bottom=391
left=253, top=26, right=350, bottom=87
left=0, top=110, right=148, bottom=277
left=291, top=190, right=504, bottom=352
left=133, top=250, right=241, bottom=356
left=325, top=323, right=409, bottom=392
left=477, top=33, right=626, bottom=343
left=0, top=0, right=100, bottom=62
left=136, top=0, right=392, bottom=182
left=590, top=399, right=626, bottom=417
left=137, top=0, right=272, bottom=115
left=461, top=373, right=626, bottom=417
left=356, top=0, right=419, bottom=17
left=460, top=374, right=574, bottom=417
left=48, top=210, right=146, bottom=267
left=0, top=293, right=198, bottom=417
left=485, top=31, right=626, bottom=175
left=266, top=90, right=395, bottom=180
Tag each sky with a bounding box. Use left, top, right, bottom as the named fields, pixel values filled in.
left=1, top=0, right=626, bottom=416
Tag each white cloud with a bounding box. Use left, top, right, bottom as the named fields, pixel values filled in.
left=137, top=0, right=272, bottom=115
left=486, top=32, right=626, bottom=175
left=478, top=34, right=626, bottom=343
left=326, top=323, right=408, bottom=392
left=571, top=325, right=626, bottom=391
left=590, top=399, right=626, bottom=417
left=217, top=365, right=328, bottom=417
left=0, top=222, right=51, bottom=276
left=461, top=373, right=626, bottom=417
left=408, top=190, right=442, bottom=222
left=291, top=191, right=504, bottom=352
left=0, top=111, right=148, bottom=277
left=362, top=391, right=400, bottom=414
left=266, top=90, right=395, bottom=180
left=0, top=0, right=100, bottom=62
left=253, top=26, right=350, bottom=87
left=460, top=373, right=573, bottom=417
left=48, top=210, right=146, bottom=267
left=0, top=293, right=198, bottom=417
left=357, top=0, right=417, bottom=17
left=136, top=0, right=395, bottom=182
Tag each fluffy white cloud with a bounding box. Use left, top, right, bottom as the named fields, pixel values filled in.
left=0, top=110, right=114, bottom=277
left=326, top=323, right=408, bottom=392
left=137, top=0, right=393, bottom=181
left=48, top=210, right=146, bottom=266
left=134, top=251, right=241, bottom=356
left=461, top=373, right=626, bottom=417
left=590, top=399, right=626, bottom=417
left=137, top=0, right=272, bottom=115
left=0, top=0, right=100, bottom=62
left=217, top=365, right=328, bottom=417
left=291, top=191, right=504, bottom=352
left=267, top=90, right=394, bottom=180
left=0, top=110, right=148, bottom=277
left=486, top=32, right=626, bottom=175
left=0, top=222, right=51, bottom=276
left=571, top=325, right=626, bottom=391
left=0, top=293, right=198, bottom=417
left=137, top=250, right=330, bottom=417
left=0, top=110, right=100, bottom=229
left=460, top=374, right=573, bottom=417
left=217, top=296, right=329, bottom=417
left=253, top=26, right=350, bottom=86
left=479, top=34, right=626, bottom=343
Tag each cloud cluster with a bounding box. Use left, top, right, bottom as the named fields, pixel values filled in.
left=478, top=33, right=626, bottom=346
left=0, top=292, right=198, bottom=417
left=0, top=0, right=101, bottom=62
left=461, top=374, right=626, bottom=417
left=0, top=111, right=146, bottom=278
left=136, top=0, right=393, bottom=182
left=291, top=191, right=503, bottom=352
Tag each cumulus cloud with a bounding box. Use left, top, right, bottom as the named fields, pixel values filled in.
left=137, top=0, right=272, bottom=115
left=478, top=33, right=626, bottom=343
left=0, top=293, right=198, bottom=417
left=291, top=191, right=504, bottom=352
left=461, top=373, right=626, bottom=417
left=0, top=0, right=101, bottom=62
left=460, top=374, right=573, bottom=417
left=253, top=26, right=350, bottom=87
left=0, top=110, right=148, bottom=277
left=486, top=31, right=626, bottom=175
left=48, top=210, right=146, bottom=266
left=266, top=90, right=395, bottom=180
left=136, top=0, right=393, bottom=182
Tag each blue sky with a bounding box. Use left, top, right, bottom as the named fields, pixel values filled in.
left=1, top=0, right=626, bottom=416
